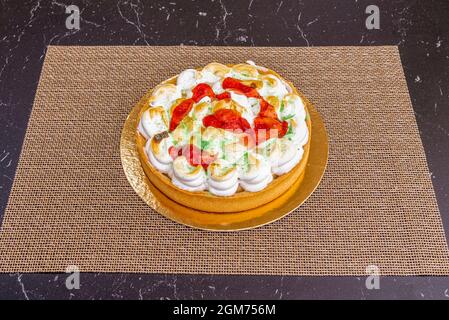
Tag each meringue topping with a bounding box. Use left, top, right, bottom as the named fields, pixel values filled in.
left=172, top=156, right=207, bottom=191
left=207, top=159, right=239, bottom=196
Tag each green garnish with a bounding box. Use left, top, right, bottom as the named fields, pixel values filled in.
left=243, top=151, right=249, bottom=171
left=282, top=125, right=294, bottom=140
left=282, top=114, right=295, bottom=121
left=221, top=140, right=226, bottom=160
left=280, top=101, right=285, bottom=113
left=201, top=140, right=210, bottom=150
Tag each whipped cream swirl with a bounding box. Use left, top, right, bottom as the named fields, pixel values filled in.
left=238, top=153, right=273, bottom=192
left=207, top=159, right=239, bottom=196
left=270, top=139, right=304, bottom=175
left=171, top=156, right=207, bottom=192
left=145, top=136, right=173, bottom=175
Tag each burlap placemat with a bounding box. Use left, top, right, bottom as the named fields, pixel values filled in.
left=0, top=46, right=448, bottom=275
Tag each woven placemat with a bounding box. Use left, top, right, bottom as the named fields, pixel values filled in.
left=0, top=46, right=448, bottom=275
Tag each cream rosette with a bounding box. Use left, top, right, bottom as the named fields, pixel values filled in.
left=258, top=74, right=289, bottom=99
left=171, top=156, right=207, bottom=192
left=207, top=159, right=239, bottom=196
left=270, top=138, right=304, bottom=175
left=238, top=153, right=273, bottom=192
left=138, top=106, right=169, bottom=140
left=148, top=83, right=181, bottom=111
left=145, top=135, right=173, bottom=175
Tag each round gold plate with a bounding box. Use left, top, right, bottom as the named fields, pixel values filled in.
left=120, top=96, right=328, bottom=231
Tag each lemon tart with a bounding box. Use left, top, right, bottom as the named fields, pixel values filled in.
left=136, top=61, right=311, bottom=212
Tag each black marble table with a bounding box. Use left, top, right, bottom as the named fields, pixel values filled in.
left=1, top=0, right=448, bottom=300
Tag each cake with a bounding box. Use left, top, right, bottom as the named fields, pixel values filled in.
left=136, top=61, right=311, bottom=212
